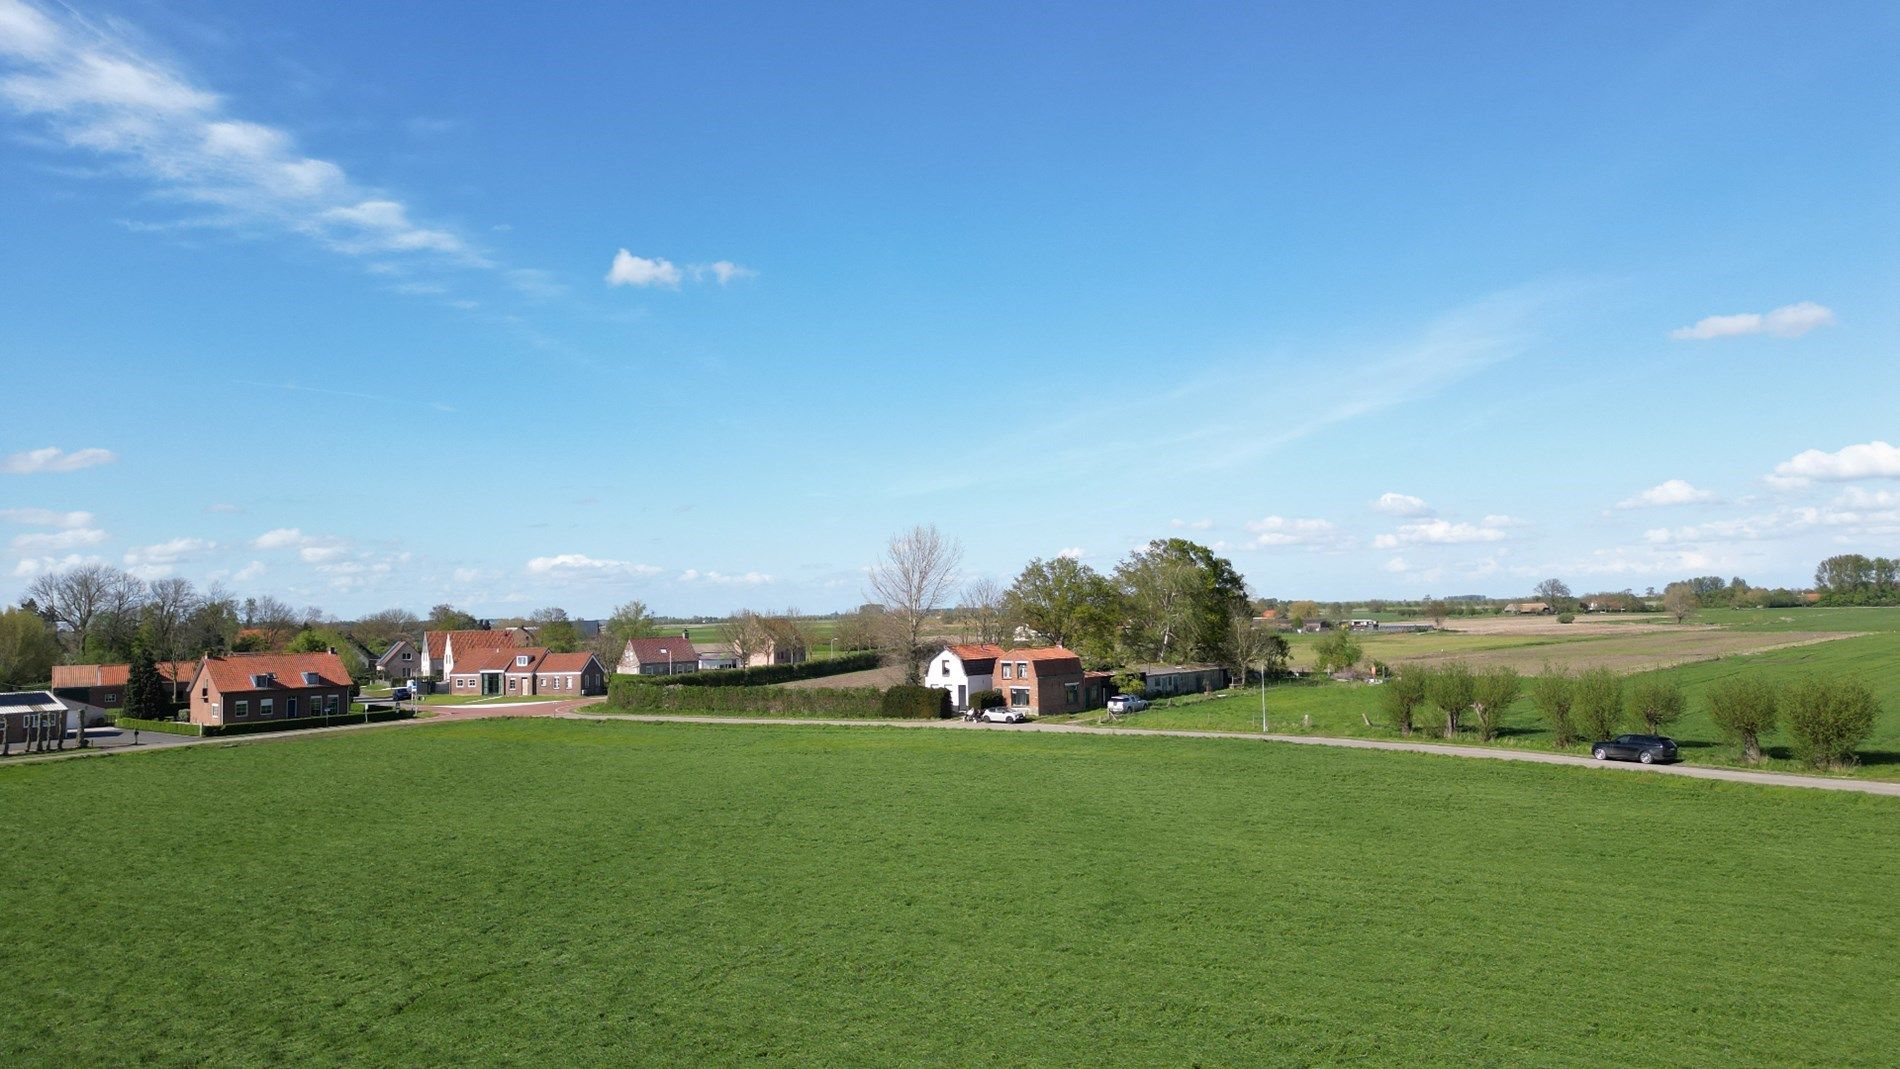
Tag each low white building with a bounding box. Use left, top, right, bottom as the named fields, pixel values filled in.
left=923, top=643, right=1003, bottom=711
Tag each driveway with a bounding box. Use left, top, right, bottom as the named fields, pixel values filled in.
left=571, top=713, right=1900, bottom=797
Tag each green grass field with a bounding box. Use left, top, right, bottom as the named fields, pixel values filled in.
left=2, top=719, right=1895, bottom=1066
left=1084, top=607, right=1900, bottom=779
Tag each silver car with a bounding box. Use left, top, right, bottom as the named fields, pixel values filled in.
left=1106, top=694, right=1149, bottom=714
left=979, top=707, right=1027, bottom=724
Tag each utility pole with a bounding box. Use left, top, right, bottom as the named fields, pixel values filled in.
left=1260, top=662, right=1268, bottom=734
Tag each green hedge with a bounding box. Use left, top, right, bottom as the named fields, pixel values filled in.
left=606, top=676, right=887, bottom=717
left=881, top=685, right=952, bottom=719
left=200, top=707, right=416, bottom=738
left=111, top=716, right=202, bottom=736
left=969, top=689, right=1005, bottom=711
left=627, top=650, right=882, bottom=688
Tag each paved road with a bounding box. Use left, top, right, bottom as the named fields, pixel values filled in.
left=571, top=713, right=1900, bottom=797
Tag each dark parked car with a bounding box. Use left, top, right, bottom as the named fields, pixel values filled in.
left=1591, top=734, right=1679, bottom=764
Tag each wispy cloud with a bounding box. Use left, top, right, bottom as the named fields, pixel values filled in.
left=1, top=445, right=117, bottom=473
left=1370, top=492, right=1432, bottom=517
left=0, top=0, right=486, bottom=270
left=1670, top=301, right=1835, bottom=341
left=527, top=553, right=665, bottom=579
left=0, top=507, right=93, bottom=527
left=607, top=249, right=755, bottom=289
left=10, top=526, right=106, bottom=550
left=1372, top=519, right=1508, bottom=549
left=677, top=568, right=773, bottom=585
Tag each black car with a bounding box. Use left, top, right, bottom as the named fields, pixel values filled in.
left=1591, top=734, right=1679, bottom=764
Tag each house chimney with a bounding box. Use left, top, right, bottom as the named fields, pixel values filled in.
left=681, top=629, right=690, bottom=639
left=327, top=646, right=336, bottom=655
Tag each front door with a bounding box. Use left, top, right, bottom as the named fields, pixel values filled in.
left=956, top=684, right=966, bottom=708
left=482, top=672, right=501, bottom=696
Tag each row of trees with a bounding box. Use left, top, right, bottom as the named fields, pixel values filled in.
left=1813, top=555, right=1900, bottom=605
left=1379, top=662, right=1879, bottom=770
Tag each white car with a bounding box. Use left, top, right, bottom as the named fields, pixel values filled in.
left=979, top=707, right=1028, bottom=724
left=1106, top=694, right=1149, bottom=714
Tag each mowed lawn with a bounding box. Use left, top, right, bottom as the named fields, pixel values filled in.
left=3, top=720, right=1897, bottom=1067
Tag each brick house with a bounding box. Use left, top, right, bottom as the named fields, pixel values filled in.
left=185, top=651, right=355, bottom=728
left=375, top=639, right=420, bottom=681
left=445, top=648, right=606, bottom=698
left=420, top=628, right=526, bottom=679
left=51, top=661, right=197, bottom=721
left=616, top=637, right=699, bottom=676
left=993, top=646, right=1098, bottom=716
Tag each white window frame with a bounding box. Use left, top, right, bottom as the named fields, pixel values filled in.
left=234, top=699, right=249, bottom=719
left=260, top=698, right=275, bottom=718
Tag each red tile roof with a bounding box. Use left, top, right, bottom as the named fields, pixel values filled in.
left=538, top=652, right=599, bottom=674
left=51, top=661, right=195, bottom=688
left=621, top=638, right=691, bottom=667
left=425, top=628, right=523, bottom=662
left=1001, top=646, right=1083, bottom=674
left=195, top=652, right=351, bottom=693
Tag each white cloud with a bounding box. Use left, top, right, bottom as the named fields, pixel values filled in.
left=122, top=537, right=213, bottom=568
left=231, top=560, right=265, bottom=582
left=527, top=553, right=664, bottom=578
left=1768, top=441, right=1900, bottom=489
left=1170, top=518, right=1213, bottom=530
left=677, top=568, right=773, bottom=585
left=1834, top=487, right=1900, bottom=510
left=1616, top=479, right=1718, bottom=509
left=605, top=250, right=682, bottom=289
left=1371, top=492, right=1432, bottom=517
left=1382, top=557, right=1410, bottom=573
left=11, top=552, right=105, bottom=577
left=1372, top=519, right=1508, bottom=548
left=694, top=260, right=756, bottom=285
left=0, top=507, right=93, bottom=527
left=1242, top=516, right=1345, bottom=549
left=252, top=527, right=306, bottom=549
left=1669, top=301, right=1836, bottom=341
left=0, top=3, right=484, bottom=271
left=2, top=446, right=117, bottom=473
left=1056, top=547, right=1087, bottom=560
left=10, top=526, right=106, bottom=551
left=250, top=526, right=350, bottom=562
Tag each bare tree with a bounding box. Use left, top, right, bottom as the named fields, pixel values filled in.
left=27, top=564, right=145, bottom=655
left=960, top=577, right=1007, bottom=644
left=1533, top=578, right=1573, bottom=609
left=353, top=608, right=421, bottom=650
left=866, top=525, right=964, bottom=684
left=718, top=610, right=770, bottom=667
left=142, top=577, right=201, bottom=662
left=1661, top=583, right=1699, bottom=624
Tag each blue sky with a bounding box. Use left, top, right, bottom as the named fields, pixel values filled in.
left=1, top=0, right=1896, bottom=616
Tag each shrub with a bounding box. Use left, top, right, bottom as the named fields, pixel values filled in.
left=112, top=715, right=202, bottom=737
left=606, top=675, right=885, bottom=717
left=1783, top=678, right=1879, bottom=771
left=1627, top=677, right=1686, bottom=734
left=1556, top=612, right=1576, bottom=624
left=1529, top=667, right=1578, bottom=747
left=1471, top=667, right=1522, bottom=741
left=198, top=708, right=413, bottom=738
left=1573, top=668, right=1626, bottom=742
left=1706, top=674, right=1779, bottom=763
left=636, top=650, right=882, bottom=688
left=880, top=685, right=951, bottom=719
left=1424, top=662, right=1475, bottom=738
left=1378, top=670, right=1428, bottom=737
left=969, top=689, right=1005, bottom=711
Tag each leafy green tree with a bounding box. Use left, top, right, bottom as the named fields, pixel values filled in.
left=530, top=607, right=583, bottom=653
left=1529, top=667, right=1578, bottom=747
left=287, top=628, right=370, bottom=681
left=1311, top=627, right=1363, bottom=675
left=1003, top=556, right=1123, bottom=659
left=1628, top=677, right=1686, bottom=734
left=1783, top=678, right=1879, bottom=770
left=1113, top=540, right=1250, bottom=664
left=122, top=643, right=169, bottom=720
left=1425, top=661, right=1476, bottom=738
left=427, top=603, right=480, bottom=631
left=1379, top=670, right=1429, bottom=737
left=0, top=606, right=61, bottom=689
left=1707, top=674, right=1778, bottom=763
left=1471, top=667, right=1522, bottom=741
left=1573, top=668, right=1627, bottom=742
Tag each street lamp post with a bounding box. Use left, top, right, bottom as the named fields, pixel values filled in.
left=1260, top=663, right=1268, bottom=734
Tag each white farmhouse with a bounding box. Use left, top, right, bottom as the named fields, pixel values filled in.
left=923, top=643, right=1004, bottom=711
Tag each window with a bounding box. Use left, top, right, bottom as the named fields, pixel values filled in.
left=260, top=698, right=274, bottom=718
left=1010, top=687, right=1030, bottom=708
left=105, top=692, right=119, bottom=704
left=301, top=671, right=320, bottom=685
left=1065, top=683, right=1079, bottom=709
left=287, top=697, right=299, bottom=717
left=516, top=655, right=531, bottom=667
left=1000, top=663, right=1012, bottom=679
left=508, top=677, right=517, bottom=691
left=1016, top=661, right=1028, bottom=676
left=401, top=651, right=412, bottom=661
left=328, top=695, right=340, bottom=714
left=940, top=659, right=950, bottom=676
left=234, top=700, right=249, bottom=719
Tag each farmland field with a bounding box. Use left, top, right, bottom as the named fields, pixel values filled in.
left=2, top=719, right=1895, bottom=1067
left=1075, top=607, right=1900, bottom=779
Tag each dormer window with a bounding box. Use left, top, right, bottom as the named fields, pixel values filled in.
left=251, top=673, right=274, bottom=688
left=515, top=655, right=531, bottom=667
left=301, top=671, right=320, bottom=685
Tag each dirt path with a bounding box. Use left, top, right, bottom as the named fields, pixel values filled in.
left=573, top=713, right=1900, bottom=797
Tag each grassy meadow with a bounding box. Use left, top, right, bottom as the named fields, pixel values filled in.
left=1065, top=606, right=1900, bottom=778
left=3, top=719, right=1895, bottom=1067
